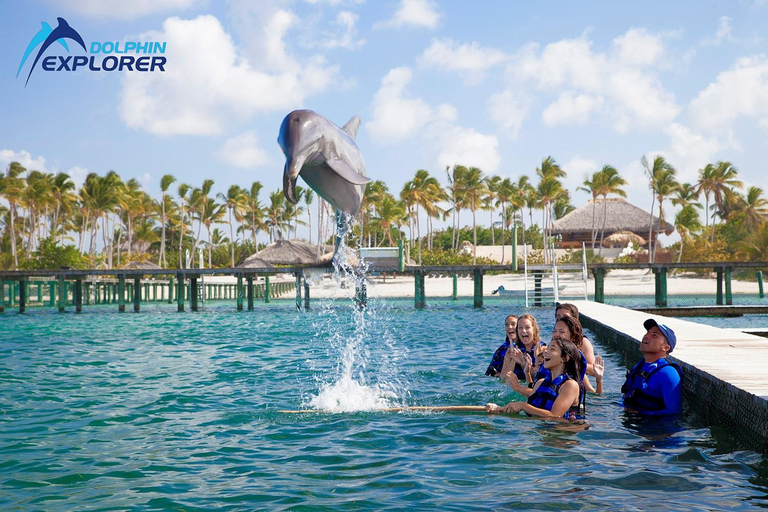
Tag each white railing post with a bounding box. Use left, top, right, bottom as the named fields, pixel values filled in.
left=524, top=243, right=529, bottom=308
left=582, top=242, right=588, bottom=300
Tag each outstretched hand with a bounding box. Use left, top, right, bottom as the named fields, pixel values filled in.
left=594, top=355, right=605, bottom=380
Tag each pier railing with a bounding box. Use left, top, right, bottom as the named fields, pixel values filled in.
left=0, top=261, right=766, bottom=312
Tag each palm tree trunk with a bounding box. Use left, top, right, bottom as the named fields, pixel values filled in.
left=677, top=232, right=684, bottom=263
left=591, top=199, right=597, bottom=250
left=229, top=208, right=235, bottom=268
left=159, top=195, right=166, bottom=268
left=647, top=195, right=656, bottom=263
left=472, top=203, right=477, bottom=265
left=598, top=197, right=608, bottom=256
left=416, top=204, right=422, bottom=265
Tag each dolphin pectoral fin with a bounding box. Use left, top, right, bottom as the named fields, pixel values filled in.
left=326, top=158, right=370, bottom=185
left=342, top=116, right=361, bottom=139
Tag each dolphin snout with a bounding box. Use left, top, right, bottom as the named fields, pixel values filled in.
left=283, top=156, right=305, bottom=204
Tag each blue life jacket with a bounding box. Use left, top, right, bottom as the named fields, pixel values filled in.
left=527, top=372, right=584, bottom=420
left=621, top=358, right=683, bottom=412
left=485, top=339, right=510, bottom=376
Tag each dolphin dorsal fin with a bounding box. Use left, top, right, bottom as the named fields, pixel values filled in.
left=342, top=116, right=361, bottom=139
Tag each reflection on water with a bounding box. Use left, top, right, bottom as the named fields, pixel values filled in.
left=0, top=303, right=767, bottom=509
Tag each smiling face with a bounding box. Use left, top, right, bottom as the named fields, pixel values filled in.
left=640, top=326, right=670, bottom=360
left=543, top=338, right=568, bottom=372
left=517, top=317, right=535, bottom=348
left=505, top=316, right=518, bottom=342
left=552, top=320, right=572, bottom=342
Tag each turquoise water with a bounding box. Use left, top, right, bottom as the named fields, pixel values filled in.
left=2, top=300, right=767, bottom=510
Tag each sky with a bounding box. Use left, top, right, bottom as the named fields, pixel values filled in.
left=2, top=0, right=768, bottom=246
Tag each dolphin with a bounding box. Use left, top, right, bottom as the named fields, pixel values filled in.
left=25, top=17, right=87, bottom=86
left=278, top=109, right=370, bottom=216
left=17, top=22, right=70, bottom=79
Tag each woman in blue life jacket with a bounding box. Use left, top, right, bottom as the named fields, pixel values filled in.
left=621, top=319, right=682, bottom=416
left=485, top=315, right=518, bottom=377
left=551, top=315, right=604, bottom=394
left=555, top=303, right=600, bottom=389
left=503, top=314, right=547, bottom=384
left=486, top=337, right=584, bottom=420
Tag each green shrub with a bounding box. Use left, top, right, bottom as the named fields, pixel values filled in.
left=19, top=237, right=89, bottom=270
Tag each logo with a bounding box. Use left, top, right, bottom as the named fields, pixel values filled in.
left=18, top=17, right=166, bottom=86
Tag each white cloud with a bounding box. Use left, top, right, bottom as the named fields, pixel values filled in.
left=323, top=11, right=365, bottom=49
left=427, top=122, right=500, bottom=173
left=542, top=92, right=604, bottom=126
left=376, top=0, right=441, bottom=29
left=488, top=89, right=529, bottom=139
left=418, top=38, right=507, bottom=83
left=119, top=14, right=339, bottom=136
left=688, top=55, right=768, bottom=133
left=505, top=29, right=680, bottom=133
left=367, top=67, right=433, bottom=142
left=612, top=28, right=665, bottom=67
left=66, top=166, right=90, bottom=189
left=46, top=0, right=199, bottom=20
left=561, top=156, right=599, bottom=201
left=217, top=131, right=272, bottom=168
left=0, top=149, right=48, bottom=173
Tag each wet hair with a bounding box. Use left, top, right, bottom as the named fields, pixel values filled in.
left=555, top=303, right=579, bottom=320
left=549, top=337, right=582, bottom=383
left=516, top=313, right=540, bottom=347
left=554, top=314, right=584, bottom=349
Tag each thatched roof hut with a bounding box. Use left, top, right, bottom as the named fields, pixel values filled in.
left=236, top=255, right=275, bottom=269
left=602, top=231, right=647, bottom=248
left=251, top=240, right=336, bottom=266
left=552, top=198, right=673, bottom=247
left=124, top=260, right=161, bottom=270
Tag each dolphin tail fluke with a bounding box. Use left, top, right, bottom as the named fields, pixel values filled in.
left=342, top=116, right=361, bottom=139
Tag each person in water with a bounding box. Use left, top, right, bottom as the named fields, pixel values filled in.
left=621, top=319, right=683, bottom=416
left=552, top=314, right=604, bottom=394
left=504, top=313, right=546, bottom=384
left=485, top=315, right=518, bottom=377
left=555, top=303, right=598, bottom=379
left=486, top=336, right=584, bottom=420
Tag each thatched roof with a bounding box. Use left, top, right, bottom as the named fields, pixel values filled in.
left=602, top=231, right=647, bottom=248
left=252, top=239, right=335, bottom=266
left=236, top=254, right=275, bottom=269
left=552, top=198, right=674, bottom=236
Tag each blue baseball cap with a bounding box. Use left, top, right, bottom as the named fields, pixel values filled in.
left=643, top=318, right=677, bottom=353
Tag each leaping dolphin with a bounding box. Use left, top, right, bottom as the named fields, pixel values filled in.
left=278, top=109, right=370, bottom=216
left=25, top=17, right=86, bottom=86
left=17, top=22, right=70, bottom=79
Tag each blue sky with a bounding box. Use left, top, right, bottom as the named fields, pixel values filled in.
left=2, top=0, right=768, bottom=244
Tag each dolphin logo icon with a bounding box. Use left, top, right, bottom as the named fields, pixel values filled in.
left=22, top=17, right=86, bottom=86
left=17, top=22, right=70, bottom=79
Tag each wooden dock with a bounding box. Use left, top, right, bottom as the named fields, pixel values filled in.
left=573, top=300, right=768, bottom=453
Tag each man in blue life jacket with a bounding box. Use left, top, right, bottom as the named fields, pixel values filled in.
left=621, top=319, right=683, bottom=416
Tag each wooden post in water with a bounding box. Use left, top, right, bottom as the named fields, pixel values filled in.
left=236, top=275, right=244, bottom=311
left=452, top=274, right=458, bottom=301
left=168, top=277, right=174, bottom=304
left=118, top=275, right=126, bottom=312
left=190, top=276, right=199, bottom=312
left=716, top=267, right=724, bottom=305
left=37, top=283, right=42, bottom=304
left=75, top=279, right=83, bottom=313
left=414, top=271, right=425, bottom=309
left=18, top=278, right=26, bottom=313
left=0, top=279, right=4, bottom=313
left=304, top=279, right=310, bottom=311
left=473, top=268, right=483, bottom=308
left=725, top=266, right=733, bottom=306
left=58, top=276, right=66, bottom=312
left=654, top=267, right=667, bottom=307
left=758, top=271, right=765, bottom=298
left=295, top=272, right=302, bottom=311
left=176, top=273, right=185, bottom=312
left=593, top=267, right=605, bottom=303
left=247, top=276, right=254, bottom=310
left=133, top=277, right=141, bottom=312
left=264, top=276, right=271, bottom=303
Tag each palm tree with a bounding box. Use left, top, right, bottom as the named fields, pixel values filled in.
left=374, top=193, right=406, bottom=246
left=177, top=183, right=190, bottom=267
left=1, top=162, right=26, bottom=267
left=267, top=190, right=291, bottom=242
left=709, top=161, right=743, bottom=240
left=595, top=165, right=627, bottom=254
left=461, top=166, right=487, bottom=264
left=51, top=172, right=77, bottom=245
left=484, top=175, right=502, bottom=246
left=696, top=163, right=717, bottom=230
left=741, top=186, right=768, bottom=232
left=158, top=174, right=176, bottom=268
left=218, top=184, right=245, bottom=267
left=734, top=222, right=768, bottom=261
left=495, top=177, right=514, bottom=263
left=642, top=155, right=676, bottom=262
left=446, top=165, right=468, bottom=251
left=242, top=181, right=266, bottom=247
left=400, top=170, right=443, bottom=263
left=200, top=197, right=226, bottom=267
left=674, top=204, right=703, bottom=263
left=362, top=180, right=389, bottom=247
left=535, top=156, right=566, bottom=260
left=304, top=188, right=314, bottom=244
left=577, top=171, right=602, bottom=250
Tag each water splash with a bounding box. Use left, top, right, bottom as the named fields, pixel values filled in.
left=302, top=214, right=407, bottom=411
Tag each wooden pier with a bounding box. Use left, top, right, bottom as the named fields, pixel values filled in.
left=574, top=300, right=768, bottom=453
